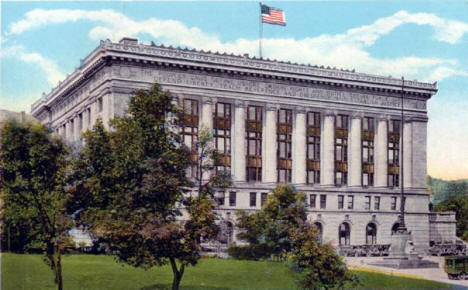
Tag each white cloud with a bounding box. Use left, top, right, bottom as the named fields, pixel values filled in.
left=0, top=45, right=64, bottom=86
left=5, top=8, right=468, bottom=83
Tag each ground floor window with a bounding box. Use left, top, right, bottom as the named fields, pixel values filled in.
left=366, top=223, right=377, bottom=244
left=339, top=222, right=351, bottom=245
left=313, top=222, right=323, bottom=243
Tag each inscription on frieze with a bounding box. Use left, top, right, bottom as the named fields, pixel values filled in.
left=139, top=70, right=425, bottom=110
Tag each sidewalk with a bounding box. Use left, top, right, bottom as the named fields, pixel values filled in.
left=345, top=256, right=468, bottom=288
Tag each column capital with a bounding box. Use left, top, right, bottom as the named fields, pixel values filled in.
left=295, top=106, right=306, bottom=114
left=377, top=114, right=390, bottom=122
left=351, top=111, right=364, bottom=119
left=202, top=96, right=213, bottom=104
left=324, top=109, right=337, bottom=117
left=266, top=103, right=278, bottom=111
left=234, top=99, right=247, bottom=108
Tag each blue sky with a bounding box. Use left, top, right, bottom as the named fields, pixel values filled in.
left=1, top=1, right=467, bottom=180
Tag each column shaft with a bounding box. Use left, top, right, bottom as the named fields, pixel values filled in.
left=294, top=111, right=307, bottom=184
left=349, top=117, right=362, bottom=186
left=375, top=119, right=388, bottom=187
left=322, top=114, right=335, bottom=185
left=264, top=107, right=277, bottom=183
left=403, top=121, right=413, bottom=188
left=201, top=99, right=213, bottom=131
left=234, top=103, right=246, bottom=182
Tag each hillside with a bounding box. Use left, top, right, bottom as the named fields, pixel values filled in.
left=428, top=176, right=468, bottom=204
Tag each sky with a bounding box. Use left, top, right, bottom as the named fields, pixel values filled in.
left=1, top=1, right=467, bottom=180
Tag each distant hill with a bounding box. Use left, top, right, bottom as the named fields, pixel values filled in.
left=428, top=176, right=468, bottom=204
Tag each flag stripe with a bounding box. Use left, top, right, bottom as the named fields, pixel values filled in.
left=261, top=5, right=286, bottom=26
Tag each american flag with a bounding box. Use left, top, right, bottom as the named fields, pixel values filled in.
left=261, top=4, right=286, bottom=26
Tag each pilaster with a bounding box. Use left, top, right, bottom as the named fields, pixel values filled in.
left=349, top=113, right=362, bottom=187
left=375, top=116, right=388, bottom=187
left=321, top=111, right=335, bottom=186
left=234, top=100, right=246, bottom=182
left=264, top=104, right=277, bottom=183
left=293, top=107, right=307, bottom=184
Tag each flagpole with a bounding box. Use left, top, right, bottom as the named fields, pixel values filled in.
left=259, top=2, right=263, bottom=58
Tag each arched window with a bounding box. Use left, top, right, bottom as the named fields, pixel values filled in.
left=339, top=222, right=351, bottom=245
left=313, top=222, right=323, bottom=243
left=366, top=223, right=377, bottom=244
left=391, top=223, right=400, bottom=235
left=218, top=221, right=234, bottom=245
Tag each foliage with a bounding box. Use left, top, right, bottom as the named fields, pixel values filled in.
left=233, top=184, right=356, bottom=289
left=434, top=196, right=468, bottom=242
left=227, top=243, right=271, bottom=260
left=0, top=120, right=72, bottom=290
left=69, top=83, right=228, bottom=290
left=289, top=225, right=358, bottom=289
left=428, top=176, right=468, bottom=204
left=234, top=184, right=307, bottom=259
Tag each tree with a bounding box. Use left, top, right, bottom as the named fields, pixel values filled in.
left=1, top=120, right=72, bottom=290
left=234, top=184, right=307, bottom=259
left=232, top=185, right=356, bottom=289
left=289, top=225, right=358, bottom=289
left=70, top=83, right=229, bottom=290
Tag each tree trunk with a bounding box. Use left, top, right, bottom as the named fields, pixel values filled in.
left=169, top=258, right=185, bottom=290
left=55, top=252, right=63, bottom=290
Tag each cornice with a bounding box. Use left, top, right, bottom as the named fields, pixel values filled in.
left=31, top=37, right=438, bottom=116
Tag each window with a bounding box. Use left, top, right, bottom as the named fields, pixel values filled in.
left=388, top=119, right=400, bottom=187
left=246, top=106, right=262, bottom=182
left=250, top=192, right=257, bottom=207
left=229, top=192, right=236, bottom=207
left=310, top=194, right=317, bottom=209
left=339, top=222, right=351, bottom=245
left=182, top=99, right=199, bottom=178
left=391, top=196, right=397, bottom=210
left=98, top=97, right=103, bottom=112
left=87, top=108, right=91, bottom=127
left=374, top=196, right=380, bottom=210
left=320, top=195, right=326, bottom=209
left=348, top=195, right=354, bottom=209
left=277, top=109, right=292, bottom=183
left=362, top=118, right=374, bottom=186
left=307, top=112, right=321, bottom=184
left=335, top=114, right=348, bottom=186
left=78, top=113, right=83, bottom=131
left=338, top=195, right=344, bottom=209
left=214, top=103, right=231, bottom=173
left=365, top=196, right=371, bottom=210
left=70, top=119, right=74, bottom=136
left=216, top=192, right=225, bottom=206
left=261, top=192, right=268, bottom=206
left=366, top=223, right=377, bottom=244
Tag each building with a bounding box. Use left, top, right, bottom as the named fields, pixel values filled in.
left=31, top=37, right=456, bottom=252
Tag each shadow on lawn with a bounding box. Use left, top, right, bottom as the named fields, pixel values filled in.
left=141, top=284, right=229, bottom=290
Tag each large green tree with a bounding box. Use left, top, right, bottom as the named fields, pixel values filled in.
left=70, top=84, right=228, bottom=290
left=232, top=185, right=356, bottom=289
left=1, top=120, right=72, bottom=290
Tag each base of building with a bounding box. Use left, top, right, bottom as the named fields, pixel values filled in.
left=370, top=256, right=439, bottom=269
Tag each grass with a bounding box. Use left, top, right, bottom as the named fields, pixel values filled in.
left=1, top=253, right=455, bottom=290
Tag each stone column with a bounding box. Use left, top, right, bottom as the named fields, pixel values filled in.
left=74, top=114, right=81, bottom=141
left=200, top=97, right=213, bottom=132
left=234, top=101, right=246, bottom=182
left=403, top=120, right=413, bottom=189
left=411, top=120, right=428, bottom=189
left=67, top=120, right=73, bottom=142
left=264, top=104, right=277, bottom=183
left=321, top=112, right=335, bottom=185
left=375, top=117, right=388, bottom=187
left=349, top=114, right=362, bottom=187
left=293, top=108, right=307, bottom=184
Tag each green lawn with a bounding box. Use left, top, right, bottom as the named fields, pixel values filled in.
left=1, top=253, right=455, bottom=290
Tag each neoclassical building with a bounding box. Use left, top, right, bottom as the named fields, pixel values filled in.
left=31, top=37, right=456, bottom=252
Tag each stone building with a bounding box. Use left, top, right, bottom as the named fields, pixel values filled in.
left=30, top=37, right=456, bottom=252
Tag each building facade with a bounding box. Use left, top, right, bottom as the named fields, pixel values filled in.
left=31, top=37, right=456, bottom=252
